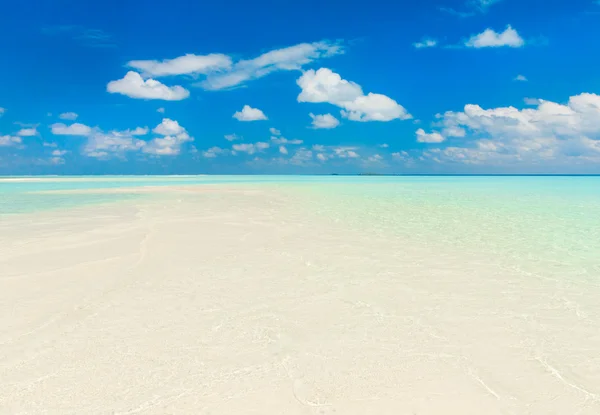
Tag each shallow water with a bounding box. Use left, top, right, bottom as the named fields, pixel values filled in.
left=2, top=175, right=600, bottom=413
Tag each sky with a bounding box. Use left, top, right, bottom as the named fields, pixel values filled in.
left=1, top=0, right=600, bottom=175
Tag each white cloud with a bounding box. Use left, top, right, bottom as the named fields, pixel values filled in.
left=128, top=127, right=149, bottom=135
left=0, top=107, right=5, bottom=116
left=309, top=113, right=340, bottom=129
left=298, top=68, right=363, bottom=104
left=297, top=68, right=411, bottom=122
left=157, top=107, right=165, bottom=114
left=128, top=53, right=232, bottom=77
left=270, top=127, right=281, bottom=136
left=341, top=93, right=412, bottom=122
left=316, top=153, right=328, bottom=161
left=413, top=38, right=438, bottom=48
left=17, top=127, right=38, bottom=137
left=332, top=146, right=360, bottom=158
left=83, top=131, right=145, bottom=159
left=107, top=71, right=190, bottom=101
left=199, top=41, right=343, bottom=90
left=424, top=92, right=600, bottom=166
left=270, top=136, right=303, bottom=145
left=379, top=143, right=389, bottom=148
left=83, top=119, right=192, bottom=159
left=0, top=135, right=22, bottom=147
left=514, top=74, right=528, bottom=82
left=51, top=149, right=68, bottom=157
left=202, top=146, right=228, bottom=158
left=465, top=25, right=525, bottom=48
left=416, top=128, right=446, bottom=143
left=43, top=142, right=58, bottom=147
left=224, top=133, right=241, bottom=141
left=279, top=146, right=288, bottom=155
left=366, top=154, right=384, bottom=163
left=233, top=105, right=268, bottom=121
left=442, top=126, right=467, bottom=137
left=392, top=151, right=410, bottom=160
left=143, top=132, right=192, bottom=156
left=232, top=142, right=270, bottom=154
left=59, top=112, right=78, bottom=120
left=289, top=148, right=314, bottom=165
left=153, top=118, right=184, bottom=135
left=51, top=122, right=92, bottom=136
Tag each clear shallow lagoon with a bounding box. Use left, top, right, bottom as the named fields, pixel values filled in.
left=3, top=175, right=599, bottom=285
left=2, top=175, right=599, bottom=283
left=2, top=175, right=600, bottom=413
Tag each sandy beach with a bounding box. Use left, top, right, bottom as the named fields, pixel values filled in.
left=1, top=183, right=600, bottom=414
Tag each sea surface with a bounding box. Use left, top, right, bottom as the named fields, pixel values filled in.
left=2, top=175, right=599, bottom=282
left=3, top=175, right=599, bottom=283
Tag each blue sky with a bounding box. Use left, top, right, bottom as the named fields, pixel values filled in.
left=1, top=0, right=600, bottom=174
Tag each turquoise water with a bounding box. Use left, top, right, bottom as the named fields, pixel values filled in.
left=0, top=175, right=305, bottom=215
left=294, top=175, right=600, bottom=286
left=3, top=175, right=600, bottom=283
left=2, top=175, right=600, bottom=216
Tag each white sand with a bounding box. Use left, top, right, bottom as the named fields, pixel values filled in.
left=1, top=185, right=599, bottom=414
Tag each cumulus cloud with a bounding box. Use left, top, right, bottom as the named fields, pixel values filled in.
left=50, top=150, right=67, bottom=164
left=413, top=38, right=438, bottom=48
left=202, top=146, right=228, bottom=158
left=59, top=112, right=78, bottom=120
left=199, top=41, right=343, bottom=90
left=107, top=71, right=190, bottom=101
left=153, top=118, right=184, bottom=135
left=379, top=143, right=389, bottom=148
left=270, top=127, right=281, bottom=136
left=83, top=119, right=192, bottom=159
left=392, top=151, right=411, bottom=160
left=0, top=135, right=22, bottom=147
left=128, top=127, right=149, bottom=136
left=424, top=92, right=600, bottom=166
left=51, top=122, right=93, bottom=136
left=289, top=148, right=314, bottom=165
left=233, top=105, right=268, bottom=121
left=232, top=142, right=270, bottom=154
left=128, top=54, right=232, bottom=77
left=279, top=146, right=288, bottom=155
left=52, top=149, right=67, bottom=156
left=83, top=131, right=145, bottom=159
left=17, top=127, right=38, bottom=137
left=224, top=133, right=241, bottom=141
left=465, top=25, right=525, bottom=48
left=416, top=128, right=446, bottom=143
left=270, top=136, right=303, bottom=145
left=309, top=113, right=340, bottom=129
left=157, top=107, right=165, bottom=114
left=43, top=142, right=58, bottom=147
left=143, top=132, right=192, bottom=156
left=297, top=68, right=411, bottom=122
left=332, top=146, right=360, bottom=158
left=365, top=154, right=384, bottom=163
left=514, top=74, right=528, bottom=82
